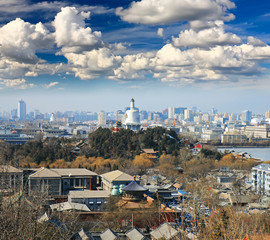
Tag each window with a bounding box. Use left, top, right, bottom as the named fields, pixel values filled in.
left=75, top=178, right=81, bottom=187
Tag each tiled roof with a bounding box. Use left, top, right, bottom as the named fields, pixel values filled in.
left=29, top=167, right=97, bottom=178
left=101, top=170, right=134, bottom=182
left=0, top=165, right=23, bottom=173
left=122, top=181, right=147, bottom=192
left=69, top=190, right=110, bottom=199
left=125, top=227, right=145, bottom=240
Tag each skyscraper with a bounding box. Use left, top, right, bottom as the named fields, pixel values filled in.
left=241, top=110, right=252, bottom=123
left=18, top=100, right=26, bottom=120
left=98, top=111, right=106, bottom=126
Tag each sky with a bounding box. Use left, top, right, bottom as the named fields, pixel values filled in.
left=0, top=0, right=270, bottom=114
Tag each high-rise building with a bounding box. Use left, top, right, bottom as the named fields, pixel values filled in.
left=184, top=109, right=193, bottom=121
left=265, top=110, right=270, bottom=119
left=98, top=111, right=106, bottom=126
left=241, top=110, right=252, bottom=123
left=18, top=100, right=26, bottom=120
left=168, top=107, right=175, bottom=119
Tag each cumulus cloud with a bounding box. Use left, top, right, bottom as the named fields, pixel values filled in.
left=172, top=24, right=241, bottom=48
left=116, top=0, right=235, bottom=25
left=54, top=7, right=102, bottom=54
left=0, top=18, right=53, bottom=63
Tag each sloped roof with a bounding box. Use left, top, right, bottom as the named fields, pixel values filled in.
left=29, top=167, right=97, bottom=178
left=52, top=168, right=97, bottom=176
left=101, top=170, right=134, bottom=182
left=29, top=168, right=60, bottom=178
left=50, top=202, right=90, bottom=212
left=100, top=228, right=118, bottom=240
left=142, top=149, right=157, bottom=154
left=69, top=190, right=110, bottom=199
left=122, top=181, right=147, bottom=192
left=126, top=227, right=145, bottom=240
left=75, top=228, right=93, bottom=240
left=150, top=223, right=179, bottom=240
left=0, top=165, right=23, bottom=173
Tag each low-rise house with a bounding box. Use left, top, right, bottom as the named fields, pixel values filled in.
left=68, top=190, right=110, bottom=211
left=29, top=168, right=98, bottom=196
left=0, top=165, right=23, bottom=194
left=100, top=170, right=134, bottom=192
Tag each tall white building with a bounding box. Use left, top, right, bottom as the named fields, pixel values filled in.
left=251, top=163, right=270, bottom=195
left=18, top=100, right=26, bottom=120
left=184, top=109, right=193, bottom=121
left=124, top=98, right=141, bottom=131
left=98, top=111, right=107, bottom=126
left=168, top=107, right=175, bottom=119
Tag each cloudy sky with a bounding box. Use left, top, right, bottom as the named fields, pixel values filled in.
left=0, top=0, right=270, bottom=113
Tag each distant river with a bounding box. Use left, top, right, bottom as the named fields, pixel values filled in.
left=217, top=147, right=270, bottom=161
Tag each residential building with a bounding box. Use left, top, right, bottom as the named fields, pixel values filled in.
left=28, top=168, right=98, bottom=196
left=251, top=163, right=270, bottom=195
left=184, top=109, right=193, bottom=121
left=245, top=125, right=270, bottom=138
left=98, top=111, right=107, bottom=126
left=241, top=110, right=252, bottom=123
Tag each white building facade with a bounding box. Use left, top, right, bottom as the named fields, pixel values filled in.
left=251, top=163, right=270, bottom=195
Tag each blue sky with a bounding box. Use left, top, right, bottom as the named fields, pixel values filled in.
left=0, top=0, right=270, bottom=114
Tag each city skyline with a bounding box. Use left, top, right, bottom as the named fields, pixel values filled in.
left=0, top=0, right=270, bottom=113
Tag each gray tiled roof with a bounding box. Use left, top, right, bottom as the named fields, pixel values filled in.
left=29, top=167, right=97, bottom=178
left=69, top=190, right=110, bottom=199
left=126, top=227, right=145, bottom=240
left=0, top=165, right=23, bottom=173
left=101, top=170, right=134, bottom=182
left=252, top=163, right=270, bottom=171
left=100, top=229, right=118, bottom=240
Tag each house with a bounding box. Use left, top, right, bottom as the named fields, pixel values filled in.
left=0, top=165, right=23, bottom=194
left=68, top=190, right=110, bottom=211
left=28, top=168, right=98, bottom=196
left=100, top=170, right=134, bottom=192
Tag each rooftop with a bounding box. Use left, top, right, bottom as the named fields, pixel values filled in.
left=69, top=190, right=110, bottom=199
left=100, top=170, right=134, bottom=182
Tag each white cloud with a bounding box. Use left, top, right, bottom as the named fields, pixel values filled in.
left=65, top=47, right=122, bottom=79
left=43, top=81, right=59, bottom=88
left=54, top=7, right=102, bottom=54
left=247, top=36, right=267, bottom=47
left=1, top=78, right=35, bottom=89
left=116, top=0, right=235, bottom=25
left=172, top=24, right=241, bottom=48
left=0, top=18, right=53, bottom=63
left=157, top=28, right=164, bottom=37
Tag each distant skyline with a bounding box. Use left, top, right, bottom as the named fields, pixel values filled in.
left=0, top=0, right=270, bottom=113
